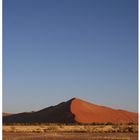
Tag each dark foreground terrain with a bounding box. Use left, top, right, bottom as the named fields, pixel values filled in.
left=3, top=132, right=138, bottom=140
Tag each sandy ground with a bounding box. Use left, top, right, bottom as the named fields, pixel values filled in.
left=3, top=132, right=138, bottom=140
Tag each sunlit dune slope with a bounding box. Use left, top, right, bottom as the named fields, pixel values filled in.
left=71, top=98, right=138, bottom=124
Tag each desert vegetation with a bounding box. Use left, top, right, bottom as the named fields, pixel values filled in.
left=3, top=123, right=138, bottom=133
left=3, top=124, right=138, bottom=140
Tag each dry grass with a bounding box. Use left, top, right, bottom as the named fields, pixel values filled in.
left=3, top=124, right=138, bottom=133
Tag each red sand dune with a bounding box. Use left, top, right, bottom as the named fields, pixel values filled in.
left=3, top=98, right=138, bottom=124
left=71, top=98, right=138, bottom=124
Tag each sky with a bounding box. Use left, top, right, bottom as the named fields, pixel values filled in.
left=3, top=0, right=138, bottom=113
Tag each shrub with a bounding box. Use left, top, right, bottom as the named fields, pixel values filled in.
left=47, top=126, right=59, bottom=131
left=127, top=126, right=133, bottom=133
left=10, top=126, right=16, bottom=132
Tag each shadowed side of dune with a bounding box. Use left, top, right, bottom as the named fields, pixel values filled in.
left=3, top=98, right=76, bottom=124
left=71, top=98, right=138, bottom=124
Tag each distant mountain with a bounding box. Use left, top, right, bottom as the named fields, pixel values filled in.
left=3, top=98, right=138, bottom=124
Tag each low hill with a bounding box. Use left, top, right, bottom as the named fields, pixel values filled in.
left=2, top=112, right=12, bottom=117
left=3, top=98, right=138, bottom=124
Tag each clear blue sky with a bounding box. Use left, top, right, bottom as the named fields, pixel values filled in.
left=3, top=0, right=138, bottom=113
